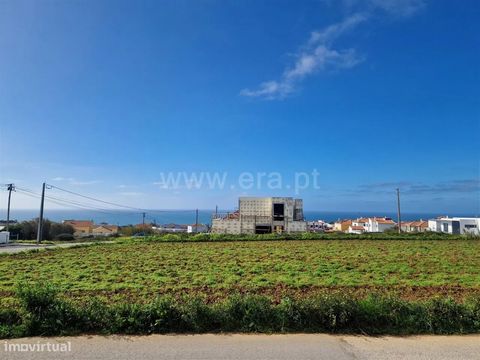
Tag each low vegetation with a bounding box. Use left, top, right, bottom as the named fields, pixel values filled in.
left=0, top=235, right=478, bottom=337
left=141, top=230, right=478, bottom=242
left=1, top=237, right=479, bottom=302
left=1, top=283, right=479, bottom=338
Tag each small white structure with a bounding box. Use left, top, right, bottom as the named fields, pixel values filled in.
left=428, top=217, right=480, bottom=235
left=0, top=231, right=10, bottom=244
left=348, top=225, right=366, bottom=234
left=212, top=197, right=307, bottom=234
left=187, top=224, right=208, bottom=233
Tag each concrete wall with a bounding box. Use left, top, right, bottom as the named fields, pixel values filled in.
left=211, top=197, right=307, bottom=234
left=211, top=218, right=241, bottom=234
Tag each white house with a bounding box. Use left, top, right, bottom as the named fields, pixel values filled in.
left=187, top=224, right=209, bottom=233
left=348, top=225, right=366, bottom=234
left=348, top=217, right=396, bottom=233
left=365, top=217, right=396, bottom=232
left=401, top=220, right=429, bottom=232
left=428, top=217, right=480, bottom=235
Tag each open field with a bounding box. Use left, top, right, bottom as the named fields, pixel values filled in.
left=1, top=238, right=479, bottom=304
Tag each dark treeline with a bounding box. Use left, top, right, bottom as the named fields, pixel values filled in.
left=7, top=220, right=74, bottom=241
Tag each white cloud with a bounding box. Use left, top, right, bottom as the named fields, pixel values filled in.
left=240, top=81, right=292, bottom=99
left=152, top=181, right=169, bottom=189
left=118, top=192, right=144, bottom=196
left=240, top=14, right=366, bottom=100
left=52, top=177, right=71, bottom=181
left=51, top=177, right=100, bottom=186
left=308, top=12, right=368, bottom=45
left=69, top=179, right=101, bottom=186
left=337, top=0, right=425, bottom=17
left=241, top=0, right=425, bottom=100
left=365, top=0, right=425, bottom=17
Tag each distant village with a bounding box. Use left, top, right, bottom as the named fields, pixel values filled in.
left=1, top=196, right=479, bottom=243
left=210, top=197, right=480, bottom=235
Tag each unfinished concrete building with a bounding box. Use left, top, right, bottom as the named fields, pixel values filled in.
left=211, top=197, right=307, bottom=234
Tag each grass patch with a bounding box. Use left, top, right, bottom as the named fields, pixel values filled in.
left=0, top=283, right=479, bottom=338
left=0, top=239, right=479, bottom=305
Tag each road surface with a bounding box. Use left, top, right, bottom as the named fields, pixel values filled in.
left=0, top=242, right=112, bottom=254
left=2, top=334, right=479, bottom=360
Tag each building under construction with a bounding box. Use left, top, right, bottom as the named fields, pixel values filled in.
left=211, top=197, right=307, bottom=234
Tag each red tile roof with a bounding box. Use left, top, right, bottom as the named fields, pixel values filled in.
left=350, top=225, right=365, bottom=230
left=376, top=219, right=395, bottom=224
left=63, top=220, right=93, bottom=227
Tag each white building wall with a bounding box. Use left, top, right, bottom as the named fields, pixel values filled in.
left=428, top=218, right=480, bottom=235
left=377, top=222, right=396, bottom=232
left=428, top=220, right=438, bottom=232
left=0, top=232, right=9, bottom=244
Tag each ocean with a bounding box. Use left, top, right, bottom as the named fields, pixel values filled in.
left=1, top=209, right=474, bottom=226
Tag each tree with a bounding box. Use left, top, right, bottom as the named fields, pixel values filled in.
left=49, top=223, right=74, bottom=239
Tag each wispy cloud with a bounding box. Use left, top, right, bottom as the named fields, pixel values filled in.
left=51, top=177, right=101, bottom=186
left=240, top=13, right=366, bottom=100
left=361, top=0, right=425, bottom=17
left=357, top=179, right=480, bottom=195
left=118, top=191, right=144, bottom=197
left=52, top=177, right=70, bottom=182
left=241, top=0, right=425, bottom=100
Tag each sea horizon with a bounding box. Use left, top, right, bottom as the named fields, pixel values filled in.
left=1, top=209, right=477, bottom=226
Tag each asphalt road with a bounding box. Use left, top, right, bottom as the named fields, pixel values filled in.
left=2, top=334, right=480, bottom=360
left=0, top=242, right=112, bottom=254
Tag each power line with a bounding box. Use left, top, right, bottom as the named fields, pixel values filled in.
left=16, top=189, right=141, bottom=216
left=16, top=184, right=200, bottom=225
left=47, top=184, right=144, bottom=211
left=47, top=185, right=197, bottom=214
left=16, top=187, right=140, bottom=214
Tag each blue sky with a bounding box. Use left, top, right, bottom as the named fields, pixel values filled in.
left=0, top=0, right=479, bottom=214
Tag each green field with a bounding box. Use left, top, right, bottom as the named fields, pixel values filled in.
left=1, top=239, right=479, bottom=304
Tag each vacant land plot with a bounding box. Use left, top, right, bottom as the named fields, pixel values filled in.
left=0, top=239, right=479, bottom=304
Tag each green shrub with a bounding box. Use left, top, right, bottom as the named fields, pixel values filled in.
left=221, top=295, right=279, bottom=332
left=137, top=231, right=479, bottom=243
left=190, top=233, right=211, bottom=242
left=16, top=282, right=80, bottom=336
left=54, top=233, right=75, bottom=241
left=3, top=282, right=479, bottom=338
left=0, top=308, right=25, bottom=338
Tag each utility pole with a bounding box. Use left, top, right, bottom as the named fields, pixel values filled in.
left=195, top=209, right=199, bottom=233
left=37, top=182, right=46, bottom=244
left=396, top=188, right=402, bottom=234
left=6, top=183, right=15, bottom=233
left=142, top=212, right=146, bottom=235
